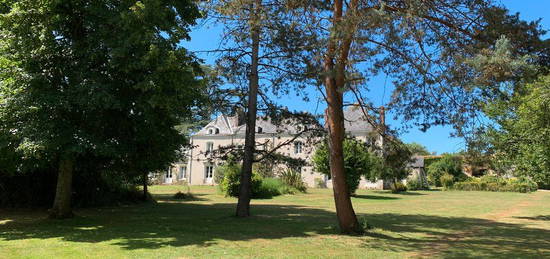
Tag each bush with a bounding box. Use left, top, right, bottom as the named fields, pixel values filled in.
left=313, top=138, right=378, bottom=195
left=505, top=177, right=538, bottom=193
left=427, top=154, right=463, bottom=186
left=359, top=216, right=373, bottom=231
left=173, top=191, right=195, bottom=200
left=219, top=164, right=263, bottom=198
left=451, top=176, right=538, bottom=193
left=255, top=178, right=283, bottom=199
left=440, top=173, right=455, bottom=189
left=280, top=169, right=307, bottom=193
left=391, top=182, right=407, bottom=193
left=407, top=177, right=429, bottom=191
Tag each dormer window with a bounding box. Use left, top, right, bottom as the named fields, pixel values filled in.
left=257, top=127, right=263, bottom=133
left=207, top=127, right=219, bottom=135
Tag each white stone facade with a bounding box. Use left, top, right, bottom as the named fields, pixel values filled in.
left=161, top=106, right=413, bottom=189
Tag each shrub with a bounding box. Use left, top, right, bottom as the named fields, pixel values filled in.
left=505, top=177, right=538, bottom=193
left=255, top=178, right=283, bottom=198
left=440, top=173, right=455, bottom=189
left=391, top=182, right=407, bottom=193
left=173, top=191, right=194, bottom=200
left=451, top=176, right=538, bottom=193
left=280, top=169, right=307, bottom=193
left=427, top=154, right=463, bottom=186
left=220, top=165, right=263, bottom=198
left=407, top=177, right=429, bottom=190
left=359, top=216, right=373, bottom=231
left=313, top=138, right=378, bottom=195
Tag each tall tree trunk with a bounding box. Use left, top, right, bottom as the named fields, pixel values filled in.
left=323, top=0, right=362, bottom=234
left=49, top=156, right=75, bottom=219
left=142, top=172, right=148, bottom=201
left=236, top=0, right=261, bottom=217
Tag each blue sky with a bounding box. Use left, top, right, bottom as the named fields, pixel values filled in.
left=182, top=0, right=550, bottom=154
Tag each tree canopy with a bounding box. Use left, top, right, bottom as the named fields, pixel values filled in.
left=0, top=0, right=205, bottom=217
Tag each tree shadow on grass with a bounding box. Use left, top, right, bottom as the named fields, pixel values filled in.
left=361, top=213, right=550, bottom=258
left=152, top=193, right=209, bottom=202
left=371, top=190, right=426, bottom=196
left=353, top=195, right=400, bottom=200
left=513, top=215, right=550, bottom=221
left=1, top=201, right=549, bottom=258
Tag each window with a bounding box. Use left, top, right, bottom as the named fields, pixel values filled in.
left=208, top=128, right=213, bottom=135
left=206, top=142, right=214, bottom=153
left=215, top=128, right=220, bottom=134
left=179, top=166, right=187, bottom=179
left=205, top=165, right=213, bottom=179
left=166, top=167, right=172, bottom=179
left=257, top=127, right=263, bottom=133
left=294, top=141, right=303, bottom=154
left=325, top=174, right=332, bottom=181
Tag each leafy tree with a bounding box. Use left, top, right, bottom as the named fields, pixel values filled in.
left=312, top=138, right=379, bottom=195
left=284, top=0, right=496, bottom=234
left=486, top=75, right=550, bottom=189
left=405, top=142, right=432, bottom=156
left=377, top=138, right=414, bottom=189
left=426, top=154, right=463, bottom=187
left=0, top=0, right=203, bottom=217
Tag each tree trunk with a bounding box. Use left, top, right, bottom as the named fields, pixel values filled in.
left=142, top=172, right=148, bottom=201
left=49, top=156, right=75, bottom=219
left=236, top=0, right=261, bottom=217
left=323, top=0, right=362, bottom=234
left=325, top=79, right=362, bottom=234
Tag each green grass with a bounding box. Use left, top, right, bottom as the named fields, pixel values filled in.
left=1, top=185, right=549, bottom=258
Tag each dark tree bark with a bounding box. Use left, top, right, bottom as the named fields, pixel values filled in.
left=49, top=156, right=75, bottom=219
left=236, top=0, right=261, bottom=217
left=323, top=0, right=362, bottom=234
left=142, top=172, right=148, bottom=201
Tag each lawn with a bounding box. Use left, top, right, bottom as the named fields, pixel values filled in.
left=1, top=186, right=549, bottom=258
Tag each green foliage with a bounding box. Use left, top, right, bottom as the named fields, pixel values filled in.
left=219, top=162, right=263, bottom=198
left=440, top=173, right=455, bottom=189
left=484, top=75, right=550, bottom=189
left=406, top=177, right=429, bottom=191
left=280, top=169, right=307, bottom=193
left=451, top=176, right=538, bottom=193
left=218, top=159, right=305, bottom=198
left=256, top=178, right=283, bottom=199
left=312, top=138, right=378, bottom=195
left=376, top=140, right=414, bottom=184
left=405, top=143, right=431, bottom=156
left=427, top=154, right=463, bottom=187
left=358, top=217, right=373, bottom=231
left=0, top=0, right=205, bottom=207
left=0, top=168, right=144, bottom=208
left=391, top=182, right=407, bottom=194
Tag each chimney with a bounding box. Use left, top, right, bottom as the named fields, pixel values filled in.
left=229, top=108, right=245, bottom=127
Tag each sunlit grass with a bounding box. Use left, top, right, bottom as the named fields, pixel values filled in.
left=1, top=186, right=549, bottom=258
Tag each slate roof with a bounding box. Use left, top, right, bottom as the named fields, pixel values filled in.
left=343, top=105, right=375, bottom=133
left=195, top=106, right=373, bottom=137
left=195, top=115, right=234, bottom=135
